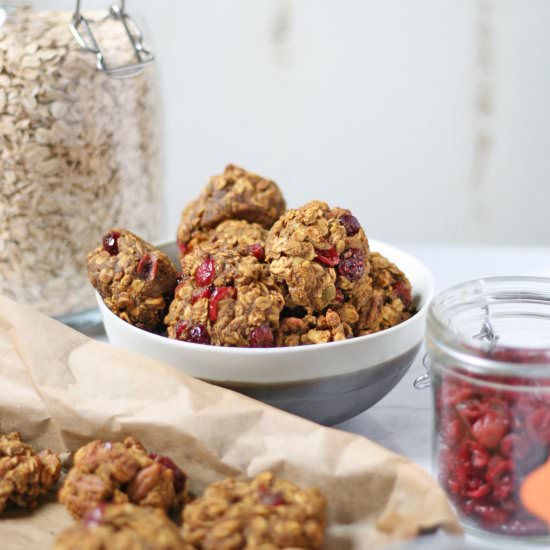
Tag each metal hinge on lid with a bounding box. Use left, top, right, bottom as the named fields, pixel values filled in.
left=70, top=0, right=154, bottom=78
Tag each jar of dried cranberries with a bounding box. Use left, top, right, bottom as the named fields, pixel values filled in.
left=425, top=277, right=550, bottom=541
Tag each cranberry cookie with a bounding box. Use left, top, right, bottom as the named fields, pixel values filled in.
left=183, top=219, right=268, bottom=261
left=182, top=471, right=326, bottom=549
left=358, top=251, right=415, bottom=334
left=87, top=229, right=178, bottom=332
left=0, top=432, right=61, bottom=513
left=177, top=164, right=286, bottom=251
left=266, top=201, right=371, bottom=313
left=165, top=237, right=284, bottom=347
left=53, top=503, right=192, bottom=550
left=58, top=437, right=187, bottom=519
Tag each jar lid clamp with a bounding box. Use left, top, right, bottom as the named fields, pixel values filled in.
left=70, top=0, right=154, bottom=78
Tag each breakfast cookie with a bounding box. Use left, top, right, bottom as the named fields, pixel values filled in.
left=0, top=432, right=61, bottom=514
left=177, top=164, right=286, bottom=251
left=266, top=201, right=371, bottom=313
left=358, top=251, right=415, bottom=334
left=87, top=229, right=178, bottom=332
left=53, top=503, right=192, bottom=550
left=165, top=238, right=284, bottom=347
left=58, top=437, right=187, bottom=519
left=184, top=219, right=268, bottom=261
left=182, top=471, right=326, bottom=549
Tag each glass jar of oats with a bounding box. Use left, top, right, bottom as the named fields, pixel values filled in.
left=0, top=2, right=162, bottom=328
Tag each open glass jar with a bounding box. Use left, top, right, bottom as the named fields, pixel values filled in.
left=0, top=1, right=162, bottom=328
left=426, top=277, right=550, bottom=541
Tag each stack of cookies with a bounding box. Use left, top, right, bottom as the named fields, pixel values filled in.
left=87, top=164, right=415, bottom=347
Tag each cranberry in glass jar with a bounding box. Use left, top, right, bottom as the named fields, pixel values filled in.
left=425, top=277, right=550, bottom=541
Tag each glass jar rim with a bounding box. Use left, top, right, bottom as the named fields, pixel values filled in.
left=427, top=275, right=550, bottom=378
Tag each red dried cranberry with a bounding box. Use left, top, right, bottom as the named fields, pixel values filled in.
left=392, top=280, right=412, bottom=308
left=178, top=241, right=189, bottom=256
left=338, top=248, right=365, bottom=281
left=191, top=286, right=212, bottom=304
left=83, top=503, right=107, bottom=527
left=249, top=325, right=275, bottom=348
left=176, top=273, right=184, bottom=285
left=209, top=287, right=236, bottom=323
left=470, top=443, right=490, bottom=470
left=175, top=321, right=187, bottom=339
left=258, top=486, right=285, bottom=506
left=315, top=245, right=340, bottom=267
left=335, top=288, right=346, bottom=303
left=339, top=213, right=361, bottom=236
left=102, top=231, right=120, bottom=255
left=464, top=479, right=490, bottom=500
left=472, top=409, right=509, bottom=449
left=248, top=243, right=265, bottom=262
left=149, top=453, right=187, bottom=493
left=195, top=257, right=216, bottom=287
left=137, top=254, right=158, bottom=281
left=185, top=324, right=211, bottom=345
left=440, top=414, right=464, bottom=446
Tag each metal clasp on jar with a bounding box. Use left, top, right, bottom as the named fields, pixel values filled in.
left=413, top=353, right=432, bottom=390
left=70, top=0, right=154, bottom=78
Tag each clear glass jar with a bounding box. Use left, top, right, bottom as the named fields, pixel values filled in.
left=426, top=277, right=550, bottom=541
left=0, top=2, right=162, bottom=328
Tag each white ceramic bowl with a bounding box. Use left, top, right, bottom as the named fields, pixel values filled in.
left=98, top=239, right=434, bottom=425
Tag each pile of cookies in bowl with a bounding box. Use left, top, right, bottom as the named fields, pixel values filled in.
left=87, top=164, right=415, bottom=349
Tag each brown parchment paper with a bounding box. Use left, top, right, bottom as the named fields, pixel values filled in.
left=0, top=296, right=460, bottom=549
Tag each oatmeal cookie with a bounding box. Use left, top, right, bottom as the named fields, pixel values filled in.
left=87, top=229, right=178, bottom=332
left=177, top=164, right=286, bottom=250
left=184, top=220, right=268, bottom=261
left=53, top=503, right=192, bottom=550
left=358, top=251, right=415, bottom=334
left=182, top=471, right=326, bottom=549
left=0, top=432, right=61, bottom=514
left=58, top=437, right=187, bottom=519
left=165, top=239, right=284, bottom=347
left=266, top=201, right=371, bottom=312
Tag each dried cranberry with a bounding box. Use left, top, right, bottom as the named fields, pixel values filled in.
left=440, top=414, right=464, bottom=446
left=191, top=286, right=212, bottom=304
left=338, top=248, right=365, bottom=281
left=339, top=213, right=361, bottom=236
left=248, top=243, right=265, bottom=262
left=102, top=231, right=120, bottom=255
left=137, top=254, right=158, bottom=281
left=175, top=321, right=187, bottom=339
left=83, top=503, right=107, bottom=527
left=249, top=325, right=275, bottom=348
left=209, top=287, right=237, bottom=323
left=315, top=245, right=340, bottom=267
left=185, top=324, right=211, bottom=345
left=176, top=273, right=184, bottom=285
left=335, top=288, right=346, bottom=303
left=149, top=453, right=186, bottom=493
left=472, top=409, right=509, bottom=449
left=392, top=280, right=412, bottom=308
left=195, top=257, right=216, bottom=287
left=178, top=241, right=189, bottom=256
left=258, top=486, right=285, bottom=506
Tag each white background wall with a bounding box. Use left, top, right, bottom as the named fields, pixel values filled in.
left=50, top=1, right=550, bottom=244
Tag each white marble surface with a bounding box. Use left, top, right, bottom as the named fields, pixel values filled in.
left=93, top=243, right=550, bottom=549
